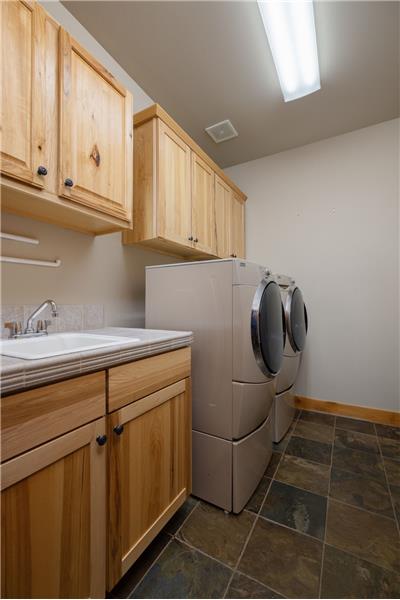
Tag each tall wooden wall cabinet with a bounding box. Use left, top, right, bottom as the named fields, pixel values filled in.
left=123, top=105, right=246, bottom=259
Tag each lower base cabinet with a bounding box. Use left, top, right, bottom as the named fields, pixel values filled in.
left=107, top=378, right=192, bottom=589
left=1, top=418, right=106, bottom=599
left=1, top=349, right=192, bottom=598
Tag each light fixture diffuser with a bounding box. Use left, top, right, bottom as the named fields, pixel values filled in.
left=257, top=0, right=321, bottom=102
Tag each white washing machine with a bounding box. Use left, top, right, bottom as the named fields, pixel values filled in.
left=273, top=274, right=308, bottom=442
left=146, top=259, right=285, bottom=513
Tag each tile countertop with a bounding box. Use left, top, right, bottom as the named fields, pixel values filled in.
left=0, top=327, right=193, bottom=395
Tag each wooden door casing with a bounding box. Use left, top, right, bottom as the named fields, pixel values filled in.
left=215, top=175, right=232, bottom=258
left=108, top=378, right=192, bottom=590
left=0, top=0, right=46, bottom=188
left=156, top=120, right=192, bottom=247
left=59, top=30, right=133, bottom=222
left=191, top=152, right=216, bottom=255
left=1, top=418, right=106, bottom=599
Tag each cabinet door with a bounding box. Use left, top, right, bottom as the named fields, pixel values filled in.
left=191, top=153, right=216, bottom=255
left=1, top=418, right=106, bottom=599
left=0, top=1, right=46, bottom=188
left=59, top=30, right=133, bottom=222
left=157, top=120, right=192, bottom=247
left=231, top=191, right=245, bottom=259
left=215, top=175, right=232, bottom=258
left=108, top=379, right=191, bottom=590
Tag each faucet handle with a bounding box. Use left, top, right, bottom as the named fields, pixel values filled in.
left=4, top=321, right=21, bottom=338
left=37, top=319, right=52, bottom=333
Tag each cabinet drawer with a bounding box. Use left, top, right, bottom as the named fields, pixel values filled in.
left=108, top=347, right=191, bottom=412
left=1, top=372, right=106, bottom=462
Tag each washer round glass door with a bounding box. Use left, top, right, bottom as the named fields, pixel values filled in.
left=251, top=278, right=285, bottom=378
left=287, top=286, right=308, bottom=352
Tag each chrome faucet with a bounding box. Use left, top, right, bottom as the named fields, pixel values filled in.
left=25, top=299, right=58, bottom=334
left=5, top=299, right=58, bottom=339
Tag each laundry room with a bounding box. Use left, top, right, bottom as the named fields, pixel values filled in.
left=0, top=1, right=399, bottom=599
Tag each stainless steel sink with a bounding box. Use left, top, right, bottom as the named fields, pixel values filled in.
left=0, top=332, right=140, bottom=360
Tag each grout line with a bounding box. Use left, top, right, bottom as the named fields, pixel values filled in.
left=257, top=512, right=325, bottom=544
left=233, top=568, right=288, bottom=599
left=171, top=498, right=200, bottom=538
left=323, top=540, right=400, bottom=575
left=318, top=416, right=335, bottom=597
left=127, top=535, right=174, bottom=599
left=128, top=498, right=200, bottom=597
left=328, top=494, right=398, bottom=523
left=172, top=535, right=236, bottom=571
left=374, top=424, right=400, bottom=535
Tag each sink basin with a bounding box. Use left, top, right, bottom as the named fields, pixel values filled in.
left=0, top=332, right=140, bottom=360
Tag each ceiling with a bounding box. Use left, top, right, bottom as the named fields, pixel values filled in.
left=62, top=1, right=399, bottom=168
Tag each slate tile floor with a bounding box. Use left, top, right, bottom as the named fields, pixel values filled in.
left=109, top=410, right=400, bottom=599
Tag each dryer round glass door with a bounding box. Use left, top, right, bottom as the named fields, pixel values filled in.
left=288, top=287, right=308, bottom=352
left=251, top=278, right=285, bottom=378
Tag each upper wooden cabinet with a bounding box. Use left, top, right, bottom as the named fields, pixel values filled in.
left=123, top=104, right=246, bottom=259
left=231, top=191, right=246, bottom=259
left=0, top=1, right=133, bottom=234
left=157, top=120, right=192, bottom=248
left=59, top=31, right=132, bottom=222
left=0, top=0, right=45, bottom=188
left=191, top=152, right=216, bottom=255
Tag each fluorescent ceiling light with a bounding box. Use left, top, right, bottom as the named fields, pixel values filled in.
left=257, top=0, right=321, bottom=102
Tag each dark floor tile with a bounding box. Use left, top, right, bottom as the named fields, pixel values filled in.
left=294, top=419, right=334, bottom=443
left=334, top=428, right=379, bottom=454
left=390, top=484, right=400, bottom=521
left=379, top=436, right=400, bottom=461
left=326, top=499, right=400, bottom=573
left=261, top=480, right=327, bottom=539
left=239, top=518, right=322, bottom=598
left=332, top=446, right=385, bottom=482
left=177, top=501, right=254, bottom=567
left=275, top=454, right=330, bottom=496
left=335, top=416, right=376, bottom=435
left=163, top=496, right=198, bottom=535
left=265, top=452, right=281, bottom=477
left=226, top=572, right=283, bottom=599
left=330, top=466, right=394, bottom=518
left=299, top=410, right=335, bottom=426
left=245, top=476, right=271, bottom=514
left=109, top=532, right=170, bottom=598
left=384, top=457, right=400, bottom=486
left=286, top=436, right=332, bottom=465
left=130, top=539, right=232, bottom=599
left=273, top=431, right=292, bottom=453
left=375, top=424, right=400, bottom=442
left=321, top=544, right=400, bottom=598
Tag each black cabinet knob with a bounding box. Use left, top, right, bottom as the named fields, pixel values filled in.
left=113, top=424, right=124, bottom=436
left=230, top=253, right=237, bottom=258
left=193, top=238, right=199, bottom=243
left=64, top=178, right=74, bottom=187
left=188, top=236, right=193, bottom=241
left=96, top=434, right=107, bottom=446
left=37, top=166, right=48, bottom=176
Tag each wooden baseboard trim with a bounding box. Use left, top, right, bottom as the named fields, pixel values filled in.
left=295, top=395, right=399, bottom=427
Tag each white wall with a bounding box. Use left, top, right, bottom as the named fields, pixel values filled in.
left=226, top=120, right=399, bottom=412
left=1, top=1, right=178, bottom=327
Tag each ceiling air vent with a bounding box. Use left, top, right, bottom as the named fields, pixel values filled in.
left=205, top=119, right=238, bottom=144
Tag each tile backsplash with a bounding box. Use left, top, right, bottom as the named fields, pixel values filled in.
left=0, top=304, right=104, bottom=338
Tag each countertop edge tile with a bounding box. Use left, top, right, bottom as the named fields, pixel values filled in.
left=1, top=328, right=193, bottom=395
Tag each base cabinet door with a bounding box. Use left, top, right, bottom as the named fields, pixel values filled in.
left=0, top=0, right=46, bottom=188
left=108, top=378, right=192, bottom=590
left=1, top=418, right=106, bottom=599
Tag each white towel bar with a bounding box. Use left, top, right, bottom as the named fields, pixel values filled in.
left=0, top=232, right=39, bottom=245
left=0, top=256, right=61, bottom=268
